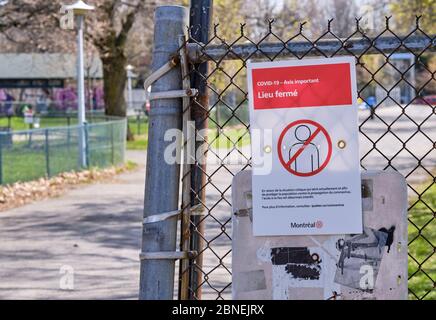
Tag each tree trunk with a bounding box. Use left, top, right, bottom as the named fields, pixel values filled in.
left=102, top=54, right=127, bottom=117
left=101, top=54, right=134, bottom=140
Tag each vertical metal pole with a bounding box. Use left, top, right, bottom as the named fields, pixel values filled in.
left=67, top=116, right=71, bottom=146
left=122, top=118, right=127, bottom=163
left=0, top=137, right=3, bottom=185
left=410, top=55, right=416, bottom=103
left=137, top=113, right=141, bottom=135
left=84, top=122, right=89, bottom=167
left=111, top=122, right=115, bottom=165
left=127, top=71, right=133, bottom=110
left=45, top=129, right=50, bottom=177
left=188, top=0, right=213, bottom=300
left=77, top=15, right=87, bottom=168
left=139, top=5, right=188, bottom=300
left=215, top=104, right=220, bottom=139
left=178, top=35, right=194, bottom=301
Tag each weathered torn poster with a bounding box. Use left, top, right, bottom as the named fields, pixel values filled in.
left=334, top=227, right=394, bottom=291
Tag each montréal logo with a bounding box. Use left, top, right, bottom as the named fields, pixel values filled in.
left=290, top=220, right=323, bottom=229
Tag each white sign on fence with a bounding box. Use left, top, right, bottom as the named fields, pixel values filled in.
left=247, top=57, right=362, bottom=236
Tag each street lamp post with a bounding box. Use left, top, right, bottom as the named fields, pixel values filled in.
left=126, top=65, right=134, bottom=111
left=65, top=0, right=94, bottom=168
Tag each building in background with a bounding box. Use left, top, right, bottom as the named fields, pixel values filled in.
left=0, top=53, right=103, bottom=115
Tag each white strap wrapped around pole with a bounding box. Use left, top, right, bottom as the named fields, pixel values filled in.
left=149, top=89, right=198, bottom=101
left=143, top=58, right=178, bottom=91
left=140, top=250, right=197, bottom=260
left=143, top=203, right=205, bottom=224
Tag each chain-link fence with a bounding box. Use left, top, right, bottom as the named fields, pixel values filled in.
left=128, top=113, right=148, bottom=136
left=181, top=17, right=435, bottom=300
left=0, top=110, right=116, bottom=131
left=0, top=117, right=127, bottom=185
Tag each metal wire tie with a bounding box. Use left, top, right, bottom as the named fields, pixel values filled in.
left=143, top=57, right=198, bottom=101
left=143, top=203, right=204, bottom=224
left=139, top=250, right=197, bottom=260
left=149, top=88, right=198, bottom=101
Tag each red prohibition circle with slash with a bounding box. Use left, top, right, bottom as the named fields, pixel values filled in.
left=277, top=119, right=332, bottom=177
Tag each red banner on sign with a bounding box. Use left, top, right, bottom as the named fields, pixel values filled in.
left=251, top=63, right=352, bottom=110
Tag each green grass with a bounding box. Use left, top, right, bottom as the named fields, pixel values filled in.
left=127, top=116, right=149, bottom=150
left=127, top=134, right=149, bottom=150
left=0, top=116, right=127, bottom=185
left=124, top=160, right=138, bottom=171
left=0, top=116, right=78, bottom=131
left=128, top=116, right=148, bottom=136
left=2, top=149, right=75, bottom=184
left=1, top=138, right=125, bottom=185
left=408, top=182, right=436, bottom=300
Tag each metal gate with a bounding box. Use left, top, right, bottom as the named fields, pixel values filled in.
left=180, top=15, right=435, bottom=300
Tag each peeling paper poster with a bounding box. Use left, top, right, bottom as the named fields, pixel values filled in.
left=334, top=227, right=394, bottom=290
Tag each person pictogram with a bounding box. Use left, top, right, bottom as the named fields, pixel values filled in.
left=289, top=125, right=320, bottom=174
left=277, top=119, right=332, bottom=177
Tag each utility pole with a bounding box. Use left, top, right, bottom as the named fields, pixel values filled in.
left=139, top=5, right=188, bottom=300
left=126, top=65, right=135, bottom=111
left=187, top=0, right=213, bottom=300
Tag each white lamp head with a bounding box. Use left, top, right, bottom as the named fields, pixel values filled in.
left=65, top=0, right=95, bottom=16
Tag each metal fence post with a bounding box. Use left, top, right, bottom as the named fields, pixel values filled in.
left=139, top=5, right=188, bottom=300
left=44, top=129, right=50, bottom=177
left=0, top=137, right=3, bottom=185
left=110, top=122, right=115, bottom=165
left=137, top=114, right=141, bottom=135
left=79, top=122, right=87, bottom=168
left=122, top=118, right=127, bottom=164
left=187, top=0, right=213, bottom=300
left=84, top=122, right=89, bottom=168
